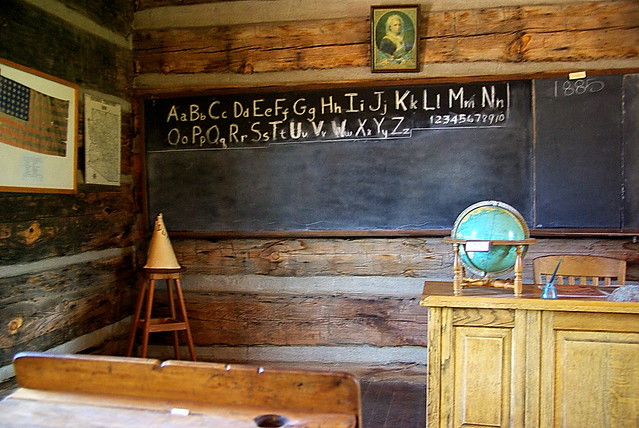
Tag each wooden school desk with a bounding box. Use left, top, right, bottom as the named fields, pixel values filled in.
left=420, top=281, right=639, bottom=428
left=0, top=352, right=361, bottom=428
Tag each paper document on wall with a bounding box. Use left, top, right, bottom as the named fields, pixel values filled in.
left=84, top=94, right=121, bottom=186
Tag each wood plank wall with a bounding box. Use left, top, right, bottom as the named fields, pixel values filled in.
left=0, top=0, right=139, bottom=376
left=132, top=0, right=639, bottom=373
left=133, top=2, right=639, bottom=73
left=133, top=0, right=639, bottom=90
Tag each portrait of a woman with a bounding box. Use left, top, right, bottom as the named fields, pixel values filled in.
left=378, top=14, right=411, bottom=59
left=371, top=6, right=419, bottom=72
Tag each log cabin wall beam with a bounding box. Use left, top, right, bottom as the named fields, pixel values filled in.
left=144, top=237, right=638, bottom=371
left=21, top=0, right=132, bottom=49
left=133, top=0, right=639, bottom=91
left=134, top=0, right=617, bottom=25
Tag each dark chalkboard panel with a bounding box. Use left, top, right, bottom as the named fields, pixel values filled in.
left=623, top=74, right=639, bottom=229
left=144, top=81, right=532, bottom=233
left=534, top=75, right=624, bottom=228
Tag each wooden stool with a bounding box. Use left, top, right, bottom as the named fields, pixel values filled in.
left=126, top=267, right=196, bottom=360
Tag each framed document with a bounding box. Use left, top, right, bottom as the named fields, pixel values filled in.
left=0, top=58, right=78, bottom=193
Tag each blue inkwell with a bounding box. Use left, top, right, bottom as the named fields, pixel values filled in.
left=541, top=258, right=562, bottom=300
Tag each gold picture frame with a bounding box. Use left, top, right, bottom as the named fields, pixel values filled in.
left=371, top=5, right=420, bottom=73
left=0, top=58, right=78, bottom=193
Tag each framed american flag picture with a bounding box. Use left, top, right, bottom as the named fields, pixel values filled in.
left=0, top=58, right=78, bottom=193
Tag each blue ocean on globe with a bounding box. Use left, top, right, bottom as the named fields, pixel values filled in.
left=453, top=201, right=529, bottom=276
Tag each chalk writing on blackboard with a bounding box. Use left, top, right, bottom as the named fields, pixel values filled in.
left=553, top=78, right=605, bottom=98
left=146, top=82, right=511, bottom=152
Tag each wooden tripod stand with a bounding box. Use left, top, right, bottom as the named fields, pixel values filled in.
left=126, top=267, right=196, bottom=360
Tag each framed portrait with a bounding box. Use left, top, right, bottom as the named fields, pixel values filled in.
left=0, top=58, right=78, bottom=193
left=371, top=5, right=420, bottom=73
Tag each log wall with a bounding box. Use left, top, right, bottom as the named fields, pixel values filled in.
left=132, top=0, right=639, bottom=375
left=0, top=0, right=139, bottom=377
left=133, top=0, right=639, bottom=90
left=133, top=2, right=639, bottom=73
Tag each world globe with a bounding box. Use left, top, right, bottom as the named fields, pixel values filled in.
left=452, top=200, right=530, bottom=277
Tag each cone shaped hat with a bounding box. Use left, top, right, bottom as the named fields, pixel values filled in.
left=144, top=213, right=181, bottom=269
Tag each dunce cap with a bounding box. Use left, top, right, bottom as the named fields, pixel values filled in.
left=143, top=213, right=181, bottom=269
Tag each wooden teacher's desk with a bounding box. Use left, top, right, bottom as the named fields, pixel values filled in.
left=421, top=281, right=639, bottom=428
left=0, top=352, right=360, bottom=428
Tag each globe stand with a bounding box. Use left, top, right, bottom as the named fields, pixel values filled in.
left=446, top=238, right=536, bottom=297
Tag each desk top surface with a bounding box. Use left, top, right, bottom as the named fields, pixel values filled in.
left=421, top=281, right=639, bottom=313
left=1, top=352, right=360, bottom=428
left=0, top=389, right=356, bottom=428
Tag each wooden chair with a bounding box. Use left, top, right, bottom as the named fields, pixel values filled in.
left=4, top=352, right=361, bottom=428
left=533, top=254, right=626, bottom=287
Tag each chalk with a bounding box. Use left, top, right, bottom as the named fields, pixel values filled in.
left=568, top=71, right=587, bottom=80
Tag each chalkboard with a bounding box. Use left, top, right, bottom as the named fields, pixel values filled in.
left=143, top=73, right=639, bottom=235
left=534, top=74, right=639, bottom=230
left=144, top=80, right=533, bottom=233
left=535, top=75, right=624, bottom=228
left=623, top=74, right=639, bottom=229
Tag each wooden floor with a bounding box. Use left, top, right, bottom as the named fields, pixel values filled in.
left=2, top=378, right=426, bottom=427
left=361, top=381, right=426, bottom=428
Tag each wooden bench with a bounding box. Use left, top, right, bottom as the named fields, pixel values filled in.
left=1, top=352, right=361, bottom=427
